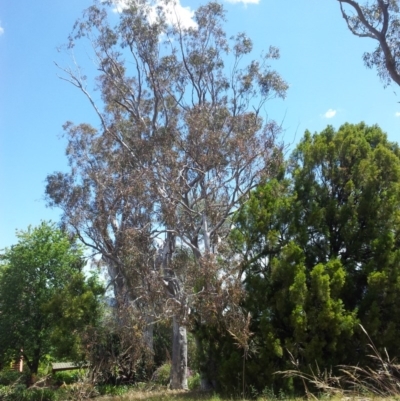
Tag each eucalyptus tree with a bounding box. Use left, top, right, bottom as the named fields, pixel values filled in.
left=46, top=0, right=287, bottom=389
left=337, top=0, right=400, bottom=87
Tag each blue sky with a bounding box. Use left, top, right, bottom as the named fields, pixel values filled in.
left=1, top=0, right=400, bottom=249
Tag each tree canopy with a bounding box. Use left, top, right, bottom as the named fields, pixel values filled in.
left=0, top=222, right=104, bottom=375
left=230, top=123, right=400, bottom=391
left=46, top=0, right=287, bottom=389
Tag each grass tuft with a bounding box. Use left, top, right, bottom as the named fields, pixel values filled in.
left=277, top=325, right=400, bottom=399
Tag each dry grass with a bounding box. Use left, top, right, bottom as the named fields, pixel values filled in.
left=277, top=325, right=400, bottom=400
left=57, top=325, right=400, bottom=401
left=98, top=389, right=220, bottom=401
left=338, top=326, right=400, bottom=397
left=96, top=387, right=398, bottom=401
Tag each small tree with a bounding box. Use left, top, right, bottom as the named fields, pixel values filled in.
left=0, top=222, right=100, bottom=378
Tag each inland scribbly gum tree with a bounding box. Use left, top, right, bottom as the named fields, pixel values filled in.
left=46, top=0, right=287, bottom=389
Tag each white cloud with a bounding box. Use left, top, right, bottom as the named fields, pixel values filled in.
left=395, top=112, right=400, bottom=117
left=323, top=109, right=337, bottom=119
left=0, top=23, right=4, bottom=36
left=111, top=0, right=196, bottom=30
left=225, top=0, right=260, bottom=4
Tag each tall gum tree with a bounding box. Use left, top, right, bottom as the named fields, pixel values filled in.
left=46, top=0, right=287, bottom=389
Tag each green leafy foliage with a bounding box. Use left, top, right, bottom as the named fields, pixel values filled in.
left=0, top=383, right=58, bottom=401
left=0, top=369, right=27, bottom=386
left=230, top=123, right=400, bottom=392
left=152, top=363, right=171, bottom=386
left=52, top=370, right=81, bottom=386
left=97, top=384, right=130, bottom=396
left=188, top=372, right=201, bottom=390
left=43, top=272, right=104, bottom=361
left=0, top=222, right=103, bottom=376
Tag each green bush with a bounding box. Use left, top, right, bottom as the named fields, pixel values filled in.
left=97, top=384, right=130, bottom=396
left=0, top=384, right=59, bottom=401
left=0, top=385, right=26, bottom=401
left=188, top=372, right=200, bottom=390
left=21, top=388, right=58, bottom=401
left=0, top=369, right=25, bottom=386
left=0, top=385, right=12, bottom=400
left=53, top=370, right=81, bottom=385
left=152, top=363, right=171, bottom=386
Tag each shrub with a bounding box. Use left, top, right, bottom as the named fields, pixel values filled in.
left=0, top=385, right=12, bottom=400
left=0, top=385, right=58, bottom=401
left=21, top=388, right=58, bottom=401
left=53, top=370, right=81, bottom=385
left=151, top=363, right=171, bottom=386
left=0, top=369, right=25, bottom=386
left=97, top=384, right=130, bottom=396
left=188, top=372, right=201, bottom=390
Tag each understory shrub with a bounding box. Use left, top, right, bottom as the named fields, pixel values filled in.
left=0, top=369, right=26, bottom=386
left=53, top=370, right=81, bottom=385
left=97, top=384, right=130, bottom=396
left=188, top=372, right=201, bottom=390
left=0, top=386, right=57, bottom=401
left=152, top=363, right=171, bottom=386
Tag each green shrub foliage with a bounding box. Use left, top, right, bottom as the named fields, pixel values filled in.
left=229, top=123, right=400, bottom=392
left=0, top=222, right=104, bottom=376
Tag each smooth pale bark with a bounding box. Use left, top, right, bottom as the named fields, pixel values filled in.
left=158, top=234, right=188, bottom=390
left=190, top=215, right=216, bottom=391
left=170, top=316, right=188, bottom=390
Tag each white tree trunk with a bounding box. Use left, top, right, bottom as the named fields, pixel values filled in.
left=159, top=234, right=188, bottom=390
left=170, top=316, right=188, bottom=390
